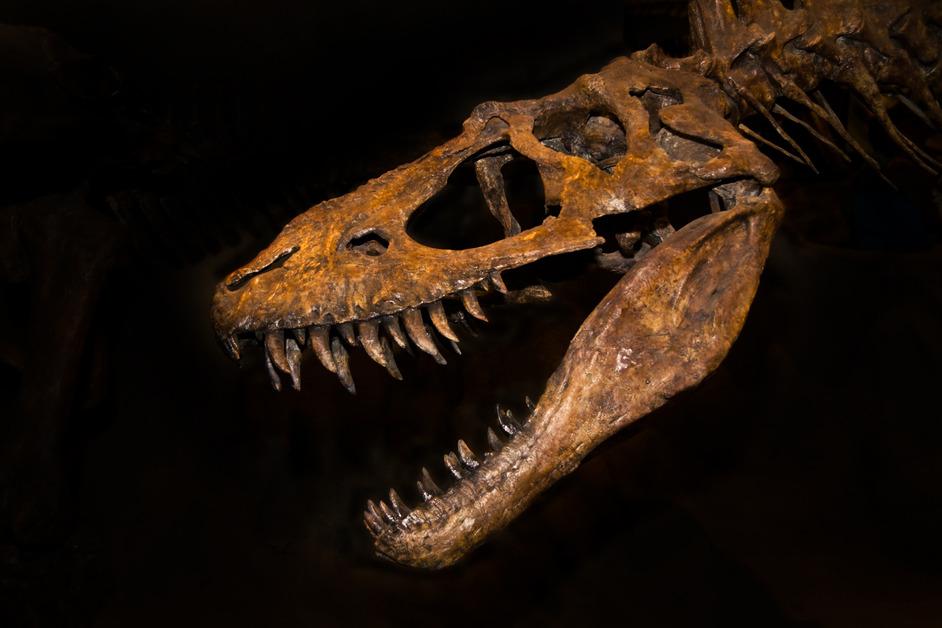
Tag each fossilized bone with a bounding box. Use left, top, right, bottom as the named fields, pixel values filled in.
left=212, top=0, right=941, bottom=568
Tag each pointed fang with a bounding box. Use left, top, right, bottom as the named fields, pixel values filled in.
left=427, top=300, right=460, bottom=342
left=457, top=439, right=479, bottom=469
left=389, top=489, right=410, bottom=518
left=330, top=336, right=356, bottom=394
left=401, top=309, right=446, bottom=365
left=285, top=337, right=302, bottom=391
left=265, top=330, right=290, bottom=374
left=309, top=326, right=337, bottom=373
left=420, top=467, right=442, bottom=496
left=443, top=452, right=463, bottom=480
left=461, top=290, right=488, bottom=322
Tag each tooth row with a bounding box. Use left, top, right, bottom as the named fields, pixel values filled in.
left=362, top=399, right=535, bottom=537
left=259, top=288, right=492, bottom=393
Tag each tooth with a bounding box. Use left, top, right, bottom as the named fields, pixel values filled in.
left=427, top=301, right=459, bottom=342
left=337, top=322, right=358, bottom=346
left=525, top=396, right=535, bottom=412
left=461, top=290, right=488, bottom=322
left=382, top=316, right=411, bottom=351
left=443, top=452, right=463, bottom=479
left=364, top=510, right=385, bottom=536
left=389, top=489, right=410, bottom=518
left=223, top=334, right=241, bottom=360
left=309, top=326, right=337, bottom=373
left=292, top=327, right=307, bottom=346
left=489, top=271, right=508, bottom=293
left=457, top=439, right=479, bottom=469
left=449, top=340, right=462, bottom=356
left=330, top=337, right=356, bottom=394
left=416, top=481, right=433, bottom=502
left=264, top=352, right=282, bottom=391
left=420, top=467, right=442, bottom=497
left=379, top=500, right=398, bottom=523
left=367, top=499, right=383, bottom=522
left=401, top=309, right=446, bottom=365
left=285, top=337, right=302, bottom=390
left=265, top=330, right=290, bottom=373
left=487, top=427, right=502, bottom=452
left=356, top=320, right=402, bottom=380
left=497, top=405, right=518, bottom=436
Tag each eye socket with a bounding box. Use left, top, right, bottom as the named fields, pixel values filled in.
left=346, top=231, right=390, bottom=256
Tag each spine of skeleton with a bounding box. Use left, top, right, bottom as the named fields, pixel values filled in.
left=638, top=0, right=942, bottom=178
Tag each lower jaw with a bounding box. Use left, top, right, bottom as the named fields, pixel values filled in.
left=367, top=186, right=784, bottom=569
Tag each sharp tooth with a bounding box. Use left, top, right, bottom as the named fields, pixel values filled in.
left=309, top=326, right=337, bottom=373
left=364, top=510, right=385, bottom=536
left=367, top=499, right=383, bottom=522
left=379, top=500, right=398, bottom=523
left=525, top=396, right=535, bottom=412
left=427, top=301, right=459, bottom=342
left=357, top=320, right=403, bottom=379
left=416, top=481, right=433, bottom=502
left=487, top=427, right=502, bottom=452
left=223, top=334, right=241, bottom=360
left=449, top=340, right=462, bottom=356
left=337, top=322, right=358, bottom=346
left=461, top=290, right=488, bottom=322
left=401, top=309, right=446, bottom=365
left=420, top=467, right=442, bottom=497
left=457, top=439, right=479, bottom=469
left=292, top=327, right=307, bottom=346
left=388, top=489, right=410, bottom=518
left=497, top=405, right=518, bottom=436
left=330, top=337, right=356, bottom=394
left=443, top=452, right=463, bottom=479
left=489, top=271, right=508, bottom=294
left=264, top=351, right=282, bottom=391
left=285, top=337, right=302, bottom=390
left=358, top=320, right=389, bottom=367
left=382, top=315, right=411, bottom=351
left=265, top=330, right=290, bottom=373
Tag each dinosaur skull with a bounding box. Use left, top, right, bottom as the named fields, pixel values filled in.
left=211, top=54, right=783, bottom=567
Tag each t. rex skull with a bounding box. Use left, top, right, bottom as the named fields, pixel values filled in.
left=212, top=54, right=784, bottom=568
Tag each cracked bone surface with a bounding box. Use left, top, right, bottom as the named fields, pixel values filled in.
left=212, top=0, right=942, bottom=568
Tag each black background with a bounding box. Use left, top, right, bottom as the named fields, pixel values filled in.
left=1, top=1, right=941, bottom=626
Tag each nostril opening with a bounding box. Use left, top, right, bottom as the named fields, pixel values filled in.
left=225, top=246, right=298, bottom=290
left=347, top=231, right=389, bottom=256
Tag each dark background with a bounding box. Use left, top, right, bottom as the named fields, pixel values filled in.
left=0, top=1, right=940, bottom=626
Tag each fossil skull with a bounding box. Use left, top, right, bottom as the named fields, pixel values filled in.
left=212, top=55, right=783, bottom=567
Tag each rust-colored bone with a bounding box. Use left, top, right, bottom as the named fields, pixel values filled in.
left=212, top=0, right=941, bottom=568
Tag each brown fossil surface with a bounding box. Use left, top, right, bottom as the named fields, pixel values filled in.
left=212, top=0, right=941, bottom=568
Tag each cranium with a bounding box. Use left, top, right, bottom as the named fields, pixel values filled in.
left=211, top=55, right=784, bottom=568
